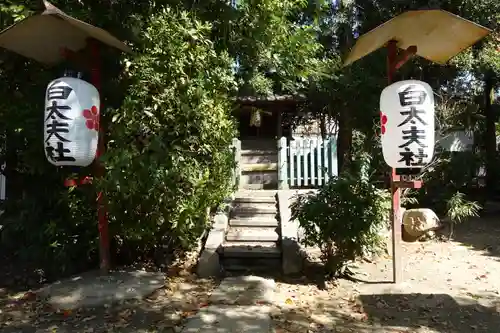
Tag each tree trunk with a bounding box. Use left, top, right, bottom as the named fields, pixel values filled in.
left=484, top=70, right=497, bottom=196
left=337, top=107, right=352, bottom=174
left=3, top=130, right=19, bottom=201
left=320, top=114, right=326, bottom=139
left=336, top=0, right=354, bottom=174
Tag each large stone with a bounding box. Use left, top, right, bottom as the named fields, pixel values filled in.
left=180, top=305, right=271, bottom=333
left=37, top=270, right=164, bottom=310
left=402, top=208, right=441, bottom=238
left=210, top=275, right=275, bottom=305
left=180, top=275, right=274, bottom=333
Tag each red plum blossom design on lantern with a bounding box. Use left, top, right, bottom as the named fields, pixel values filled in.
left=83, top=105, right=99, bottom=131
left=380, top=111, right=388, bottom=135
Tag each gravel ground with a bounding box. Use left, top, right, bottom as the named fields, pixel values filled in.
left=271, top=216, right=500, bottom=333
left=0, top=273, right=218, bottom=333
left=2, top=217, right=500, bottom=333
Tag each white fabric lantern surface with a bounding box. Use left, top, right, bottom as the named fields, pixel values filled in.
left=44, top=77, right=100, bottom=167
left=380, top=80, right=435, bottom=169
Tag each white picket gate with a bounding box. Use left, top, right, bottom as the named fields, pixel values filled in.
left=278, top=136, right=338, bottom=188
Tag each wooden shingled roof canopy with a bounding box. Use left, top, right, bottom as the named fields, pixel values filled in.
left=0, top=0, right=131, bottom=65
left=344, top=10, right=491, bottom=66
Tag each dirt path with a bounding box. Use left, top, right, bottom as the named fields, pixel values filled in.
left=2, top=217, right=500, bottom=332
left=0, top=273, right=218, bottom=333
left=271, top=217, right=500, bottom=332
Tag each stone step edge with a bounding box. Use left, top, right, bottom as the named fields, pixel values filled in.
left=241, top=149, right=277, bottom=155
left=220, top=246, right=281, bottom=257
left=240, top=184, right=278, bottom=190
left=231, top=205, right=277, bottom=212
left=231, top=211, right=277, bottom=217
left=241, top=163, right=278, bottom=172
left=231, top=206, right=277, bottom=213
left=226, top=235, right=279, bottom=242
left=233, top=197, right=276, bottom=203
left=221, top=263, right=281, bottom=272
left=230, top=219, right=278, bottom=227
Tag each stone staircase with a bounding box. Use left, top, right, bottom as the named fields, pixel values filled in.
left=219, top=190, right=281, bottom=273
left=239, top=139, right=278, bottom=190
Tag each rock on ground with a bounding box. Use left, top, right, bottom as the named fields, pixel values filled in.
left=36, top=270, right=165, bottom=310
left=181, top=275, right=275, bottom=333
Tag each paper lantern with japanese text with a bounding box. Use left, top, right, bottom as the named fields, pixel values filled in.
left=380, top=80, right=435, bottom=169
left=44, top=77, right=100, bottom=166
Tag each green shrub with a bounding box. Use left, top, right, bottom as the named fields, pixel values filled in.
left=445, top=191, right=481, bottom=238
left=99, top=8, right=237, bottom=256
left=0, top=7, right=237, bottom=278
left=290, top=157, right=390, bottom=278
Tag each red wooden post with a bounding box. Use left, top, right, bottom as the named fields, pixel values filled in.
left=61, top=40, right=110, bottom=273
left=386, top=40, right=421, bottom=283
left=89, top=39, right=110, bottom=274
left=386, top=40, right=402, bottom=283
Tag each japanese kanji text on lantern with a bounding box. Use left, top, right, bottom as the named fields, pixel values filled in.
left=44, top=76, right=100, bottom=167
left=380, top=80, right=435, bottom=169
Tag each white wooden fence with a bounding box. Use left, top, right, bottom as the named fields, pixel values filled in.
left=278, top=136, right=338, bottom=189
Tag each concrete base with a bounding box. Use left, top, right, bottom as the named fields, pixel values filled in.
left=278, top=190, right=317, bottom=275
left=197, top=213, right=228, bottom=278
left=36, top=270, right=164, bottom=310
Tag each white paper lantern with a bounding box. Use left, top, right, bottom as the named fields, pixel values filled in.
left=44, top=77, right=100, bottom=167
left=380, top=80, right=435, bottom=169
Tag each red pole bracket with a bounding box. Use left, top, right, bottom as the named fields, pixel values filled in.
left=64, top=176, right=93, bottom=187
left=394, top=45, right=417, bottom=70
left=394, top=180, right=422, bottom=189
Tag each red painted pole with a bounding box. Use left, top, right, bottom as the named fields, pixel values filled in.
left=386, top=40, right=402, bottom=284
left=90, top=40, right=110, bottom=274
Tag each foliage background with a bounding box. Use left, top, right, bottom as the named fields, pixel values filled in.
left=0, top=0, right=498, bottom=281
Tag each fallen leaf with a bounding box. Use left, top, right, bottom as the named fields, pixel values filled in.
left=182, top=311, right=196, bottom=318
left=21, top=291, right=37, bottom=301
left=285, top=298, right=294, bottom=305
left=82, top=315, right=97, bottom=322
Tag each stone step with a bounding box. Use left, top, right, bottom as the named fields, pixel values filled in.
left=240, top=140, right=277, bottom=151
left=241, top=149, right=278, bottom=156
left=221, top=241, right=278, bottom=248
left=230, top=218, right=278, bottom=227
left=241, top=163, right=278, bottom=172
left=240, top=183, right=278, bottom=190
left=231, top=206, right=277, bottom=219
left=241, top=151, right=278, bottom=165
left=226, top=228, right=279, bottom=242
left=233, top=196, right=276, bottom=204
left=240, top=170, right=278, bottom=187
left=235, top=190, right=276, bottom=197
left=232, top=201, right=276, bottom=210
left=220, top=243, right=281, bottom=258
left=222, top=257, right=282, bottom=273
